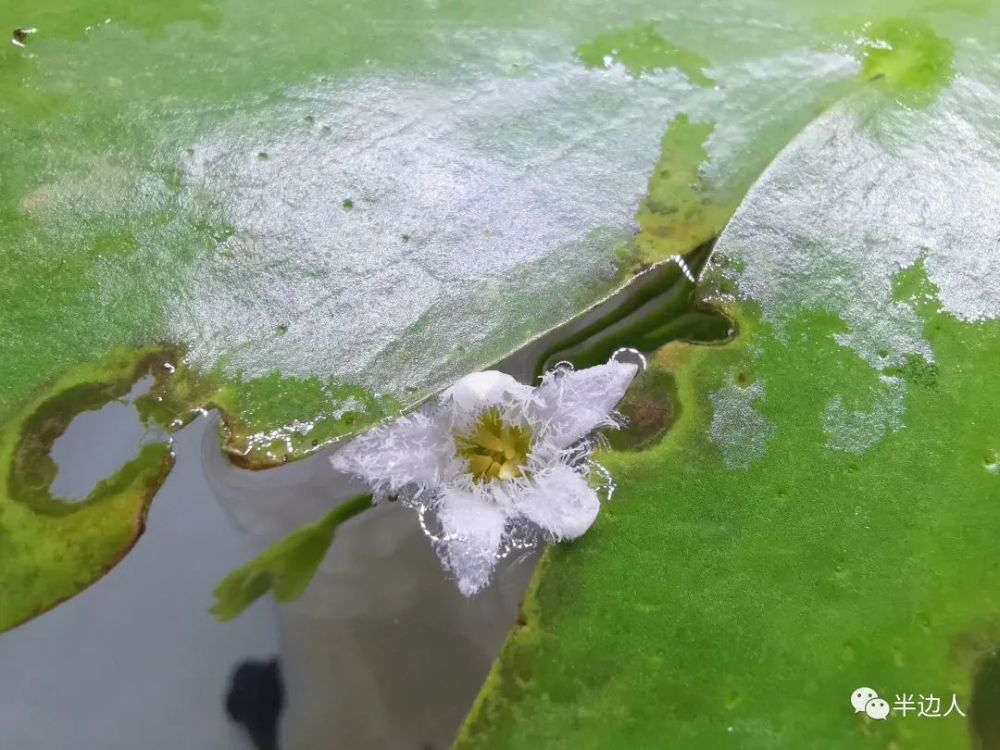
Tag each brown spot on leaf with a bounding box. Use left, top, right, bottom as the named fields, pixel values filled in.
left=606, top=364, right=678, bottom=451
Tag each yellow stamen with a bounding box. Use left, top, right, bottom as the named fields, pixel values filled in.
left=455, top=407, right=532, bottom=483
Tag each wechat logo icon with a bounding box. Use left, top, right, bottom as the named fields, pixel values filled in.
left=851, top=687, right=889, bottom=720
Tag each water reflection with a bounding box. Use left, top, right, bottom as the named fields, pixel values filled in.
left=205, top=419, right=535, bottom=748
left=0, top=420, right=277, bottom=750
left=1, top=409, right=534, bottom=749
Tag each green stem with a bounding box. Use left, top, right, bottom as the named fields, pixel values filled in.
left=210, top=492, right=374, bottom=621
left=325, top=492, right=376, bottom=526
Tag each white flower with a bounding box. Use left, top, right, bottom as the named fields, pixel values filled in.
left=331, top=361, right=638, bottom=595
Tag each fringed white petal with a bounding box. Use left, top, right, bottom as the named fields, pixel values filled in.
left=435, top=488, right=507, bottom=596
left=514, top=464, right=600, bottom=540
left=330, top=410, right=454, bottom=495
left=333, top=362, right=634, bottom=597
left=529, top=361, right=638, bottom=450
left=443, top=370, right=533, bottom=415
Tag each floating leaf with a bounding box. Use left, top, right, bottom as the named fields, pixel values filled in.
left=0, top=1, right=965, bottom=627
left=455, top=19, right=1000, bottom=747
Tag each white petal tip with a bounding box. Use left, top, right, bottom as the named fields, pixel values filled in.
left=445, top=370, right=522, bottom=410
left=547, top=488, right=600, bottom=541
left=456, top=578, right=486, bottom=597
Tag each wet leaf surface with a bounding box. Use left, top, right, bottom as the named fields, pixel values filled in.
left=0, top=1, right=976, bottom=628
left=455, top=14, right=1000, bottom=747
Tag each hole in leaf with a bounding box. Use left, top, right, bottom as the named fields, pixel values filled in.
left=50, top=378, right=158, bottom=501
left=9, top=348, right=176, bottom=517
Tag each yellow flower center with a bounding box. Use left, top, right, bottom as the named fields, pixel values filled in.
left=455, top=407, right=532, bottom=482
